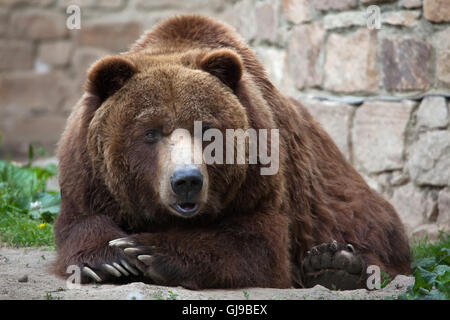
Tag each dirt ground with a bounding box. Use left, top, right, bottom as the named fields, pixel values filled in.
left=0, top=247, right=414, bottom=300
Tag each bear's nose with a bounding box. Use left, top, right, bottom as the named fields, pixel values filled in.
left=170, top=167, right=203, bottom=199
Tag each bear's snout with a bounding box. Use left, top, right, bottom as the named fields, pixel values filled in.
left=170, top=166, right=203, bottom=199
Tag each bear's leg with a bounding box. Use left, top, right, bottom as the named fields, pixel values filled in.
left=301, top=241, right=367, bottom=290
left=108, top=227, right=291, bottom=289
left=54, top=214, right=143, bottom=284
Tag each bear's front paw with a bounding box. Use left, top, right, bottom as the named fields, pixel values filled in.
left=109, top=236, right=167, bottom=285
left=301, top=240, right=366, bottom=290
left=72, top=248, right=141, bottom=284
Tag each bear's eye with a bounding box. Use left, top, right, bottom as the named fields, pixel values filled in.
left=144, top=128, right=161, bottom=143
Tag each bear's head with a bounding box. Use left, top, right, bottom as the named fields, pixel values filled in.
left=84, top=49, right=255, bottom=221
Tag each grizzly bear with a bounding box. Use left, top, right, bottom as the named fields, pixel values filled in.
left=53, top=15, right=410, bottom=290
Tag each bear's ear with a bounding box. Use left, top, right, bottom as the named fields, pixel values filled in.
left=199, top=49, right=243, bottom=90
left=85, top=56, right=137, bottom=102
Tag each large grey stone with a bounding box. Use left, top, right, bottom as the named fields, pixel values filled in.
left=361, top=0, right=395, bottom=3
left=416, top=96, right=448, bottom=129
left=408, top=131, right=450, bottom=186
left=313, top=0, right=357, bottom=11
left=323, top=11, right=366, bottom=30
left=381, top=38, right=432, bottom=91
left=0, top=71, right=69, bottom=114
left=75, top=21, right=142, bottom=53
left=255, top=1, right=278, bottom=43
left=382, top=10, right=421, bottom=27
left=411, top=224, right=446, bottom=241
left=255, top=47, right=287, bottom=90
left=301, top=99, right=354, bottom=160
left=400, top=0, right=423, bottom=8
left=353, top=101, right=414, bottom=173
left=424, top=0, right=450, bottom=22
left=281, top=0, right=311, bottom=24
left=437, top=189, right=450, bottom=228
left=0, top=40, right=34, bottom=71
left=324, top=29, right=378, bottom=93
left=287, top=23, right=324, bottom=89
left=433, top=29, right=450, bottom=88
left=37, top=40, right=73, bottom=67
left=224, top=0, right=257, bottom=41
left=10, top=10, right=68, bottom=40
left=390, top=184, right=432, bottom=234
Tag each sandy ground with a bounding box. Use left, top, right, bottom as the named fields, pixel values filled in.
left=0, top=247, right=414, bottom=300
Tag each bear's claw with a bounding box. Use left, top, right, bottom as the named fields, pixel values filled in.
left=301, top=241, right=366, bottom=290
left=109, top=238, right=135, bottom=247
left=82, top=266, right=102, bottom=282
left=109, top=236, right=166, bottom=284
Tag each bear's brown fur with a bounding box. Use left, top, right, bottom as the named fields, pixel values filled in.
left=54, top=15, right=410, bottom=289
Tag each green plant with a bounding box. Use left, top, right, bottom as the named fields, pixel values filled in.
left=0, top=146, right=59, bottom=246
left=380, top=270, right=392, bottom=289
left=398, top=232, right=450, bottom=300
left=167, top=290, right=179, bottom=300
left=151, top=289, right=179, bottom=300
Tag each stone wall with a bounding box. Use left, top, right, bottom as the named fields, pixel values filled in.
left=0, top=0, right=449, bottom=238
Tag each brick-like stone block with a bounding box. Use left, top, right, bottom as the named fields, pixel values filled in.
left=408, top=131, right=450, bottom=186
left=361, top=0, right=396, bottom=4
left=0, top=113, right=67, bottom=157
left=0, top=71, right=70, bottom=156
left=301, top=99, right=354, bottom=160
left=75, top=21, right=142, bottom=53
left=382, top=10, right=421, bottom=27
left=62, top=46, right=110, bottom=113
left=323, top=12, right=366, bottom=30
left=0, top=40, right=34, bottom=71
left=57, top=0, right=95, bottom=8
left=96, top=0, right=124, bottom=9
left=400, top=0, right=422, bottom=8
left=353, top=100, right=414, bottom=173
left=411, top=224, right=445, bottom=241
left=390, top=184, right=433, bottom=234
left=0, top=9, right=8, bottom=36
left=287, top=23, right=324, bottom=89
left=313, top=0, right=357, bottom=11
left=0, top=0, right=54, bottom=7
left=0, top=71, right=69, bottom=114
left=255, top=1, right=278, bottom=43
left=136, top=0, right=223, bottom=11
left=434, top=29, right=450, bottom=88
left=10, top=10, right=68, bottom=40
left=424, top=0, right=450, bottom=22
left=381, top=38, right=432, bottom=91
left=281, top=0, right=311, bottom=24
left=416, top=96, right=449, bottom=129
left=437, top=189, right=450, bottom=227
left=37, top=40, right=73, bottom=67
left=255, top=47, right=287, bottom=90
left=222, top=0, right=257, bottom=41
left=324, top=29, right=378, bottom=93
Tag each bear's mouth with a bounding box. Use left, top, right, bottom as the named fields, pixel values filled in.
left=171, top=202, right=199, bottom=216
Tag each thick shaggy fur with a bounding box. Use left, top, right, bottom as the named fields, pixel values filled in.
left=54, top=15, right=410, bottom=289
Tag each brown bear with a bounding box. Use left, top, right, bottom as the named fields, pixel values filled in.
left=53, top=15, right=411, bottom=290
